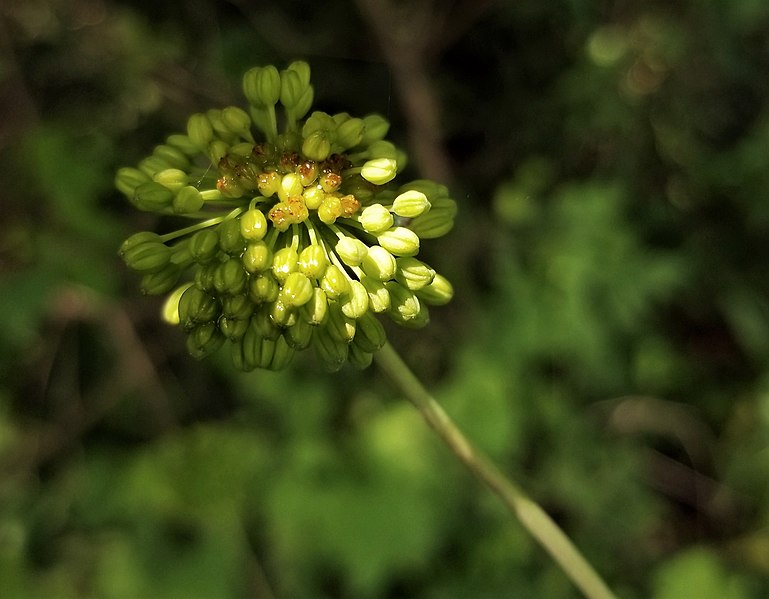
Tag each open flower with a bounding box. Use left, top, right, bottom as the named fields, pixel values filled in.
left=117, top=61, right=455, bottom=371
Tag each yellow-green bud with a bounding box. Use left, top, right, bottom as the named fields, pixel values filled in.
left=243, top=65, right=281, bottom=107
left=208, top=140, right=230, bottom=168
left=335, top=117, right=364, bottom=150
left=300, top=287, right=329, bottom=325
left=361, top=114, right=390, bottom=146
left=386, top=282, right=428, bottom=328
left=280, top=271, right=314, bottom=307
left=415, top=273, right=454, bottom=305
left=298, top=244, right=329, bottom=279
left=335, top=236, right=369, bottom=267
left=249, top=272, right=280, bottom=303
left=395, top=257, right=435, bottom=290
left=407, top=197, right=457, bottom=238
left=288, top=61, right=311, bottom=87
left=138, top=155, right=172, bottom=177
left=361, top=158, right=397, bottom=185
left=272, top=246, right=299, bottom=284
left=340, top=280, right=370, bottom=319
left=122, top=241, right=171, bottom=273
left=166, top=134, right=199, bottom=156
left=269, top=334, right=295, bottom=370
left=140, top=265, right=182, bottom=296
left=317, top=195, right=343, bottom=224
left=187, top=113, right=214, bottom=149
left=367, top=140, right=398, bottom=160
left=240, top=208, right=268, bottom=240
left=285, top=317, right=314, bottom=350
left=348, top=343, right=373, bottom=369
left=173, top=186, right=204, bottom=214
left=280, top=69, right=305, bottom=110
left=213, top=257, right=248, bottom=294
left=221, top=293, right=254, bottom=320
left=219, top=316, right=250, bottom=341
left=153, top=144, right=190, bottom=170
left=278, top=173, right=303, bottom=203
left=132, top=181, right=174, bottom=212
left=115, top=167, right=150, bottom=197
left=359, top=204, right=394, bottom=234
left=187, top=322, right=224, bottom=359
left=313, top=326, right=348, bottom=372
left=320, top=264, right=350, bottom=299
left=361, top=245, right=397, bottom=280
left=360, top=276, right=391, bottom=312
left=221, top=106, right=252, bottom=137
left=257, top=171, right=281, bottom=197
left=377, top=227, right=420, bottom=257
left=178, top=286, right=220, bottom=327
left=119, top=231, right=161, bottom=255
left=242, top=240, right=272, bottom=273
left=252, top=308, right=281, bottom=340
left=303, top=186, right=325, bottom=210
left=326, top=303, right=356, bottom=343
left=270, top=298, right=297, bottom=328
left=392, top=190, right=431, bottom=218
left=218, top=218, right=245, bottom=255
left=293, top=86, right=314, bottom=120
left=153, top=168, right=188, bottom=191
left=302, top=130, right=332, bottom=161
left=195, top=262, right=218, bottom=292
left=161, top=283, right=192, bottom=325
left=353, top=312, right=387, bottom=353
left=189, top=229, right=219, bottom=263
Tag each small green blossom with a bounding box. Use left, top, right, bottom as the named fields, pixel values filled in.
left=117, top=61, right=456, bottom=370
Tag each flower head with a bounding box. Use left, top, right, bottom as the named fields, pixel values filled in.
left=117, top=61, right=455, bottom=371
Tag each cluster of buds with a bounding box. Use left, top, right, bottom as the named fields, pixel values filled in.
left=117, top=61, right=456, bottom=371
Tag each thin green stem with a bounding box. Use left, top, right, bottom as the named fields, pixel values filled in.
left=374, top=342, right=617, bottom=599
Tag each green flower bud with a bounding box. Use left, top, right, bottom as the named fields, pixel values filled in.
left=395, top=257, right=435, bottom=291
left=313, top=325, right=348, bottom=372
left=172, top=186, right=204, bottom=214
left=359, top=204, right=394, bottom=234
left=400, top=179, right=447, bottom=199
left=377, top=227, right=420, bottom=257
left=317, top=195, right=343, bottom=224
left=361, top=158, right=397, bottom=185
left=208, top=140, right=231, bottom=169
left=280, top=271, right=314, bottom=307
left=140, top=264, right=182, bottom=296
left=169, top=239, right=193, bottom=267
left=270, top=298, right=297, bottom=328
left=244, top=326, right=277, bottom=369
left=326, top=303, right=356, bottom=343
left=348, top=343, right=373, bottom=369
left=132, top=181, right=174, bottom=212
left=252, top=308, right=281, bottom=340
left=280, top=69, right=305, bottom=110
left=298, top=244, right=329, bottom=279
left=122, top=241, right=171, bottom=273
left=360, top=275, right=391, bottom=312
left=242, top=240, right=273, bottom=273
left=166, top=134, right=199, bottom=156
left=340, top=279, right=370, bottom=319
left=415, top=273, right=454, bottom=305
left=302, top=130, right=332, bottom=161
left=115, top=167, right=151, bottom=197
left=161, top=283, right=192, bottom=325
left=360, top=114, right=390, bottom=146
left=219, top=315, right=250, bottom=341
left=249, top=272, right=280, bottom=303
left=353, top=312, right=387, bottom=353
left=195, top=262, right=218, bottom=292
left=190, top=228, right=220, bottom=263
left=214, top=257, right=248, bottom=295
left=278, top=173, right=303, bottom=203
left=407, top=198, right=457, bottom=239
left=335, top=117, right=364, bottom=150
left=303, top=111, right=335, bottom=137
left=392, top=190, right=431, bottom=218
left=294, top=86, right=315, bottom=121
left=138, top=155, right=172, bottom=177
left=269, top=334, right=295, bottom=370
left=178, top=286, right=220, bottom=327
left=361, top=245, right=397, bottom=280
left=230, top=338, right=253, bottom=372
left=240, top=208, right=268, bottom=240
left=221, top=106, right=252, bottom=137
left=386, top=282, right=429, bottom=328
left=243, top=65, right=281, bottom=107
left=320, top=264, right=350, bottom=299
left=221, top=293, right=254, bottom=320
left=187, top=322, right=224, bottom=359
left=119, top=231, right=161, bottom=255
left=287, top=61, right=311, bottom=87
left=152, top=144, right=190, bottom=170
left=272, top=246, right=299, bottom=284
left=187, top=113, right=214, bottom=149
left=285, top=318, right=313, bottom=350
left=300, top=287, right=329, bottom=325
left=367, top=140, right=398, bottom=160
left=302, top=192, right=325, bottom=218
left=335, top=236, right=369, bottom=267
left=257, top=171, right=281, bottom=197
left=218, top=218, right=245, bottom=255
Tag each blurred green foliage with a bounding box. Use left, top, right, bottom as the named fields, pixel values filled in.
left=3, top=0, right=769, bottom=597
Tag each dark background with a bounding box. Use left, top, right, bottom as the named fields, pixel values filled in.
left=2, top=0, right=769, bottom=596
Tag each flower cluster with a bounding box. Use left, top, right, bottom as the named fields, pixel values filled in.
left=117, top=61, right=455, bottom=371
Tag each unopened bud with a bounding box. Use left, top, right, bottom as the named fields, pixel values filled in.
left=132, top=182, right=174, bottom=212
left=172, top=186, right=204, bottom=214
left=361, top=245, right=397, bottom=281
left=359, top=204, right=393, bottom=234
left=280, top=271, right=314, bottom=307
left=335, top=236, right=369, bottom=267
left=302, top=130, right=332, bottom=161
left=190, top=228, right=220, bottom=263
left=361, top=158, right=397, bottom=185
left=187, top=113, right=214, bottom=149
left=272, top=246, right=299, bottom=284
left=240, top=208, right=268, bottom=240
left=360, top=276, right=390, bottom=312
left=320, top=264, right=350, bottom=299
left=415, top=273, right=454, bottom=305
left=243, top=65, right=281, bottom=107
left=395, top=257, right=435, bottom=290
left=377, top=227, right=420, bottom=257
left=360, top=114, right=390, bottom=146
left=392, top=190, right=431, bottom=218
left=298, top=244, right=329, bottom=279
left=187, top=322, right=224, bottom=359
left=116, top=167, right=151, bottom=197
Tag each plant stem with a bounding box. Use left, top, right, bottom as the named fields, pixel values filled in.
left=374, top=342, right=617, bottom=599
